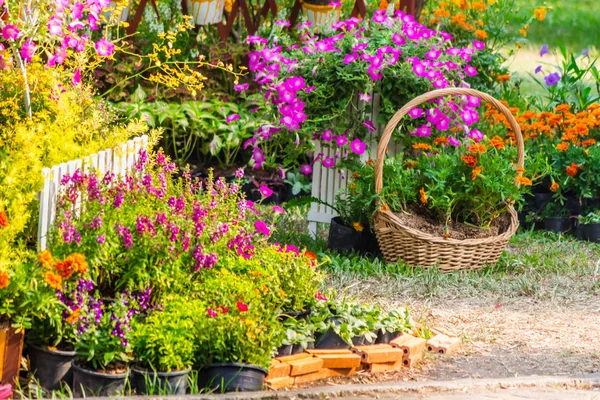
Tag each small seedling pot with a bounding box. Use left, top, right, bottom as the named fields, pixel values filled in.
left=197, top=363, right=267, bottom=393
left=276, top=344, right=293, bottom=357
left=583, top=223, right=600, bottom=243
left=375, top=330, right=402, bottom=344
left=543, top=217, right=570, bottom=233
left=131, top=366, right=190, bottom=395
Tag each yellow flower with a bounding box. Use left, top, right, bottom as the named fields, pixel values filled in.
left=353, top=222, right=364, bottom=232
left=534, top=7, right=547, bottom=21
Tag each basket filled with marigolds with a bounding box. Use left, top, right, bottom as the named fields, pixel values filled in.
left=371, top=88, right=531, bottom=271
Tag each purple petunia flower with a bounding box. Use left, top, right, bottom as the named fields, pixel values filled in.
left=582, top=48, right=590, bottom=57
left=464, top=65, right=478, bottom=77
left=544, top=72, right=561, bottom=86
left=535, top=65, right=543, bottom=74
left=272, top=206, right=286, bottom=214
left=540, top=44, right=549, bottom=57
left=469, top=129, right=484, bottom=142
left=364, top=120, right=376, bottom=133
left=226, top=113, right=240, bottom=123
left=321, top=129, right=334, bottom=142
left=473, top=40, right=485, bottom=51
left=343, top=53, right=359, bottom=64
left=359, top=93, right=372, bottom=102
left=448, top=137, right=460, bottom=146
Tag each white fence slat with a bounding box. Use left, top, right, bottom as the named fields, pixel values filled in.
left=37, top=168, right=52, bottom=251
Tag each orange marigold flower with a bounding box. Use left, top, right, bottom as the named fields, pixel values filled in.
left=550, top=182, right=559, bottom=192
left=489, top=136, right=505, bottom=150
left=496, top=74, right=510, bottom=82
left=419, top=187, right=428, bottom=204
left=55, top=260, right=73, bottom=280
left=556, top=142, right=570, bottom=152
left=380, top=203, right=389, bottom=212
left=353, top=172, right=360, bottom=180
left=405, top=160, right=418, bottom=168
left=38, top=250, right=54, bottom=269
left=469, top=143, right=487, bottom=154
left=461, top=155, right=478, bottom=167
left=413, top=143, right=432, bottom=151
left=0, top=211, right=8, bottom=229
left=66, top=253, right=88, bottom=274
left=304, top=251, right=316, bottom=261
left=566, top=162, right=579, bottom=177
left=365, top=159, right=374, bottom=166
left=475, top=29, right=488, bottom=40
left=353, top=222, right=364, bottom=232
left=555, top=104, right=571, bottom=113
left=534, top=7, right=547, bottom=21
left=516, top=176, right=533, bottom=186
left=582, top=139, right=596, bottom=147
left=379, top=0, right=389, bottom=10
left=433, top=137, right=449, bottom=145
left=66, top=308, right=81, bottom=324
left=44, top=271, right=63, bottom=290
left=472, top=166, right=482, bottom=181
left=0, top=269, right=9, bottom=289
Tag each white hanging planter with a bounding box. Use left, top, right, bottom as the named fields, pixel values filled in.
left=301, top=2, right=341, bottom=32
left=102, top=1, right=131, bottom=24
left=185, top=0, right=225, bottom=26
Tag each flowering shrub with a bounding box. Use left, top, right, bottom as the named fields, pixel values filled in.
left=240, top=10, right=488, bottom=173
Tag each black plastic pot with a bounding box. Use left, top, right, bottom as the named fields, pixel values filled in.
left=314, top=327, right=350, bottom=349
left=131, top=367, right=190, bottom=395
left=375, top=330, right=401, bottom=344
left=543, top=217, right=571, bottom=233
left=351, top=335, right=365, bottom=346
left=28, top=344, right=76, bottom=391
left=534, top=193, right=553, bottom=211
left=291, top=343, right=309, bottom=354
left=576, top=224, right=586, bottom=240
left=565, top=194, right=582, bottom=215
left=72, top=362, right=128, bottom=398
left=197, top=363, right=267, bottom=393
left=276, top=344, right=293, bottom=357
left=328, top=217, right=362, bottom=253
left=583, top=223, right=600, bottom=243
left=360, top=225, right=381, bottom=256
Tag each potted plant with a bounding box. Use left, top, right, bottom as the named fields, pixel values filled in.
left=311, top=299, right=378, bottom=348
left=278, top=318, right=315, bottom=356
left=540, top=202, right=572, bottom=233
left=578, top=210, right=600, bottom=243
left=302, top=0, right=342, bottom=32
left=27, top=251, right=91, bottom=391
left=375, top=308, right=412, bottom=344
left=284, top=171, right=312, bottom=201
left=194, top=270, right=284, bottom=393
left=72, top=288, right=153, bottom=397
left=185, top=0, right=225, bottom=25
left=130, top=298, right=196, bottom=395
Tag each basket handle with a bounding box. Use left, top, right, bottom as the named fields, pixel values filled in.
left=374, top=88, right=524, bottom=195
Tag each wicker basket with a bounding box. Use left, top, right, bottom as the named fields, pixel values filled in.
left=372, top=88, right=525, bottom=271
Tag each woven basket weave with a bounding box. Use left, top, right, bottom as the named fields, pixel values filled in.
left=373, top=88, right=524, bottom=271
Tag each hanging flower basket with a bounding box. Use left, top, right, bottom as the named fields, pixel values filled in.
left=186, top=0, right=225, bottom=25
left=301, top=0, right=341, bottom=31
left=372, top=88, right=524, bottom=271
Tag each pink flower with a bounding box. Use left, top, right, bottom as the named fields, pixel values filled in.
left=469, top=128, right=484, bottom=142
left=72, top=69, right=82, bottom=86
left=343, top=53, right=359, bottom=64
left=359, top=93, right=372, bottom=102
left=473, top=40, right=485, bottom=50
left=226, top=113, right=240, bottom=123
left=408, top=108, right=423, bottom=119
left=321, top=129, right=334, bottom=142
left=301, top=164, right=313, bottom=175
left=252, top=148, right=265, bottom=169
left=322, top=156, right=335, bottom=168
left=234, top=83, right=249, bottom=91
left=363, top=120, right=376, bottom=133
left=464, top=65, right=478, bottom=77
left=255, top=220, right=271, bottom=236
left=272, top=205, right=286, bottom=214
left=20, top=40, right=36, bottom=62
left=350, top=138, right=367, bottom=155
left=315, top=291, right=327, bottom=301
left=1, top=25, right=19, bottom=41
left=329, top=1, right=341, bottom=6
left=335, top=135, right=348, bottom=147
left=95, top=38, right=115, bottom=57
left=448, top=137, right=460, bottom=146
left=259, top=185, right=273, bottom=197
left=392, top=32, right=406, bottom=46
left=207, top=308, right=218, bottom=317
left=48, top=17, right=63, bottom=36
left=413, top=62, right=426, bottom=77
left=236, top=301, right=249, bottom=312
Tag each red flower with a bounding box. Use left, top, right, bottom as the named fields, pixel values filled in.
left=314, top=291, right=327, bottom=301
left=216, top=305, right=229, bottom=314
left=236, top=301, right=248, bottom=312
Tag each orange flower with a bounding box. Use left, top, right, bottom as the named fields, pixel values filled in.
left=353, top=172, right=360, bottom=180
left=380, top=203, right=389, bottom=212
left=433, top=137, right=449, bottom=145
left=550, top=182, right=559, bottom=192
left=472, top=166, right=482, bottom=181
left=353, top=222, right=364, bottom=232
left=519, top=28, right=527, bottom=37
left=489, top=136, right=505, bottom=150
left=66, top=308, right=81, bottom=324
left=0, top=211, right=7, bottom=229
left=566, top=163, right=579, bottom=177
left=405, top=160, right=418, bottom=168
left=44, top=271, right=63, bottom=290
left=469, top=143, right=487, bottom=154
left=516, top=176, right=533, bottom=186
left=475, top=29, right=488, bottom=39
left=582, top=139, right=596, bottom=147
left=556, top=142, right=570, bottom=152
left=461, top=155, right=478, bottom=167
left=38, top=250, right=55, bottom=269
left=379, top=0, right=389, bottom=10
left=66, top=253, right=88, bottom=274
left=496, top=74, right=510, bottom=82
left=55, top=261, right=73, bottom=280
left=534, top=7, right=546, bottom=21
left=555, top=104, right=571, bottom=113
left=0, top=269, right=9, bottom=289
left=304, top=251, right=316, bottom=261
left=365, top=159, right=374, bottom=166
left=412, top=143, right=432, bottom=151
left=419, top=187, right=428, bottom=204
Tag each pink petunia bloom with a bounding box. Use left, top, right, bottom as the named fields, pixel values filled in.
left=322, top=156, right=335, bottom=168
left=343, top=52, right=359, bottom=64
left=473, top=40, right=485, bottom=50
left=259, top=185, right=273, bottom=197
left=321, top=129, right=334, bottom=142
left=20, top=40, right=36, bottom=62
left=359, top=93, right=372, bottom=102
left=252, top=148, right=265, bottom=169
left=363, top=120, right=376, bottom=132
left=48, top=17, right=63, bottom=36
left=95, top=38, right=115, bottom=57
left=254, top=220, right=271, bottom=236
left=448, top=137, right=460, bottom=146
left=226, top=113, right=240, bottom=123
left=335, top=135, right=348, bottom=147
left=350, top=138, right=367, bottom=155
left=408, top=108, right=423, bottom=119
left=412, top=62, right=427, bottom=77
left=464, top=65, right=478, bottom=77
left=469, top=128, right=484, bottom=142
left=301, top=164, right=313, bottom=175
left=207, top=308, right=218, bottom=317
left=236, top=302, right=249, bottom=312
left=392, top=32, right=406, bottom=46
left=425, top=49, right=442, bottom=61
left=272, top=206, right=286, bottom=214
left=1, top=25, right=19, bottom=41
left=72, top=69, right=81, bottom=86
left=234, top=83, right=249, bottom=91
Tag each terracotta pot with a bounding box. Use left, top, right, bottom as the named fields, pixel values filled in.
left=0, top=323, right=25, bottom=390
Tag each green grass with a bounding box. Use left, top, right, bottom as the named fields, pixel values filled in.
left=508, top=0, right=599, bottom=50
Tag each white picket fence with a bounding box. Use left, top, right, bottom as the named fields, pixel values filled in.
left=37, top=135, right=149, bottom=250
left=307, top=94, right=402, bottom=236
